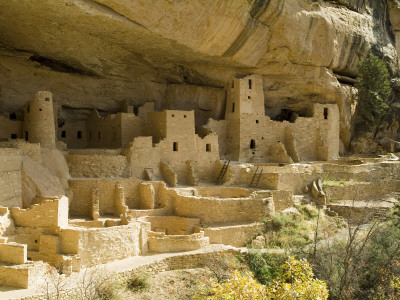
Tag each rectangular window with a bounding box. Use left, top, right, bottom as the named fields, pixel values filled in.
left=10, top=134, right=17, bottom=139
left=173, top=142, right=178, bottom=151
left=61, top=131, right=66, bottom=138
left=250, top=139, right=256, bottom=149
left=256, top=120, right=259, bottom=124
left=324, top=107, right=328, bottom=120
left=98, top=132, right=101, bottom=140
left=9, top=113, right=16, bottom=120
left=77, top=131, right=82, bottom=139
left=248, top=96, right=251, bottom=99
left=232, top=102, right=235, bottom=113
left=206, top=144, right=211, bottom=152
left=232, top=80, right=234, bottom=88
left=89, top=132, right=91, bottom=140
left=249, top=79, right=252, bottom=89
left=45, top=97, right=50, bottom=101
left=25, top=131, right=28, bottom=141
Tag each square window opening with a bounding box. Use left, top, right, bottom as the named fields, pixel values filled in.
left=45, top=97, right=50, bottom=102
left=10, top=134, right=17, bottom=139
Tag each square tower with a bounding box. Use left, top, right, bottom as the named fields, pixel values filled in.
left=225, top=74, right=265, bottom=119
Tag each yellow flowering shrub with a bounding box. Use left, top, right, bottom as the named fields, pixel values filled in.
left=266, top=256, right=328, bottom=300
left=194, top=270, right=266, bottom=300
left=194, top=256, right=328, bottom=300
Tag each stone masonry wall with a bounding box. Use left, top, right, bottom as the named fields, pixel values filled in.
left=0, top=148, right=22, bottom=207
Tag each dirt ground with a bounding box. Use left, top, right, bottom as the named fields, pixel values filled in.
left=120, top=268, right=213, bottom=299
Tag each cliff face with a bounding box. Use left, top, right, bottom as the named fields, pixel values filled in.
left=0, top=0, right=398, bottom=150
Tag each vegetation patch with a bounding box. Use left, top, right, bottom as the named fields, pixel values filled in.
left=126, top=272, right=150, bottom=293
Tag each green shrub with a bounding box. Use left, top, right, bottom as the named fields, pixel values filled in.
left=264, top=213, right=314, bottom=250
left=126, top=273, right=150, bottom=292
left=95, top=283, right=117, bottom=300
left=245, top=250, right=286, bottom=285
left=297, top=205, right=319, bottom=220
left=355, top=55, right=391, bottom=134
left=267, top=212, right=298, bottom=230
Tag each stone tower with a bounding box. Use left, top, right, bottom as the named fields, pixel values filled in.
left=23, top=91, right=56, bottom=148
left=225, top=74, right=265, bottom=119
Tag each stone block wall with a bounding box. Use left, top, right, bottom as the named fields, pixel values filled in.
left=0, top=242, right=27, bottom=264
left=59, top=222, right=149, bottom=268
left=0, top=116, right=22, bottom=140
left=147, top=231, right=209, bottom=253
left=11, top=196, right=68, bottom=227
left=141, top=216, right=200, bottom=235
left=0, top=148, right=22, bottom=207
left=172, top=193, right=270, bottom=225
left=69, top=178, right=145, bottom=217
left=66, top=153, right=129, bottom=178
left=202, top=223, right=265, bottom=247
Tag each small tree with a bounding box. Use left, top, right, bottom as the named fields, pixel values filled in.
left=354, top=55, right=391, bottom=134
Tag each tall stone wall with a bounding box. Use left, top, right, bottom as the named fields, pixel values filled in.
left=0, top=148, right=22, bottom=207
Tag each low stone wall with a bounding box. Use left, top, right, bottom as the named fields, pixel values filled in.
left=127, top=207, right=169, bottom=218
left=60, top=221, right=150, bottom=268
left=202, top=223, right=265, bottom=247
left=173, top=194, right=271, bottom=225
left=325, top=180, right=400, bottom=201
left=271, top=190, right=294, bottom=211
left=147, top=231, right=209, bottom=253
left=69, top=178, right=142, bottom=217
left=16, top=248, right=240, bottom=300
left=11, top=197, right=69, bottom=227
left=0, top=242, right=27, bottom=264
left=192, top=186, right=250, bottom=198
left=0, top=261, right=48, bottom=289
left=66, top=153, right=129, bottom=178
left=140, top=216, right=200, bottom=235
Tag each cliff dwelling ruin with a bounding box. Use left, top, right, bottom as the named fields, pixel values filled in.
left=1, top=0, right=400, bottom=298
left=0, top=72, right=398, bottom=295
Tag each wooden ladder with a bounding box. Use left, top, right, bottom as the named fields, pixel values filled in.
left=249, top=166, right=263, bottom=188
left=216, top=160, right=230, bottom=185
